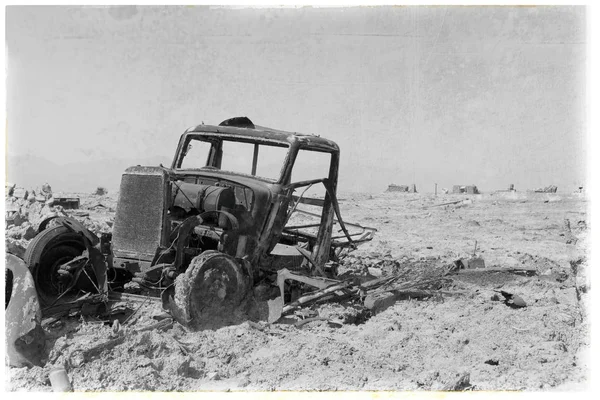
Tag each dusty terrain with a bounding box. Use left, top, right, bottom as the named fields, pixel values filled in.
left=5, top=190, right=590, bottom=391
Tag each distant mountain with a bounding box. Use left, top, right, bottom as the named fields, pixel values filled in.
left=6, top=154, right=172, bottom=193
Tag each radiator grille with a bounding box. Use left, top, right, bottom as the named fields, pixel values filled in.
left=112, top=168, right=168, bottom=261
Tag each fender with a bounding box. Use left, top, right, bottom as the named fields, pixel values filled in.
left=5, top=254, right=45, bottom=367
left=37, top=216, right=100, bottom=247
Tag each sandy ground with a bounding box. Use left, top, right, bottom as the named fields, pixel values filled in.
left=4, top=190, right=590, bottom=391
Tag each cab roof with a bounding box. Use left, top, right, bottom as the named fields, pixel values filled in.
left=184, top=122, right=340, bottom=153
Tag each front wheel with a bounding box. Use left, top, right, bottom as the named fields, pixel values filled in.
left=169, top=251, right=250, bottom=331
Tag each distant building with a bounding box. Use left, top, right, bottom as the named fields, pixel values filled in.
left=452, top=185, right=479, bottom=194
left=534, top=185, right=557, bottom=193
left=386, top=184, right=417, bottom=193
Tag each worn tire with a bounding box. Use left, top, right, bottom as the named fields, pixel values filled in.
left=24, top=225, right=93, bottom=305
left=171, top=251, right=250, bottom=331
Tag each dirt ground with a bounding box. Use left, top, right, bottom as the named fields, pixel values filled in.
left=4, top=190, right=590, bottom=391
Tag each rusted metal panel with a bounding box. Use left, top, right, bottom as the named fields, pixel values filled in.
left=5, top=254, right=45, bottom=367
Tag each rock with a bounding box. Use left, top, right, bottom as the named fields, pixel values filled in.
left=509, top=294, right=527, bottom=308
left=22, top=223, right=38, bottom=240
left=7, top=226, right=23, bottom=239
left=467, top=257, right=485, bottom=269
left=69, top=351, right=85, bottom=368
left=442, top=372, right=471, bottom=391
left=207, top=371, right=221, bottom=381
left=364, top=292, right=398, bottom=315
left=176, top=357, right=192, bottom=377
left=12, top=188, right=28, bottom=199
left=5, top=211, right=26, bottom=228
left=42, top=182, right=52, bottom=196
left=5, top=239, right=27, bottom=258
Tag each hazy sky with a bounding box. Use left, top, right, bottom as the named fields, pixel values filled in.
left=5, top=6, right=586, bottom=193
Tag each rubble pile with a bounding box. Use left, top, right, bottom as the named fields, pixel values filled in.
left=337, top=251, right=450, bottom=282
left=5, top=184, right=115, bottom=258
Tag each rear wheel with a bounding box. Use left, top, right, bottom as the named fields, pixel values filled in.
left=170, top=251, right=250, bottom=330
left=24, top=225, right=96, bottom=306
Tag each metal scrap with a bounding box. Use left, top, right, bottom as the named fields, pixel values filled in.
left=5, top=254, right=46, bottom=367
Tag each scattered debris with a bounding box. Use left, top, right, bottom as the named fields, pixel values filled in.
left=454, top=257, right=485, bottom=270
left=495, top=290, right=527, bottom=308
left=49, top=368, right=73, bottom=392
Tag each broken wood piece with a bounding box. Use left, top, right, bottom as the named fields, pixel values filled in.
left=359, top=274, right=401, bottom=290
left=134, top=318, right=174, bottom=333
left=364, top=292, right=399, bottom=314
left=108, top=291, right=162, bottom=303
left=364, top=288, right=463, bottom=314
left=42, top=293, right=106, bottom=318
left=294, top=317, right=342, bottom=328
left=368, top=277, right=450, bottom=297
left=82, top=336, right=126, bottom=361
left=281, top=281, right=352, bottom=314
left=426, top=200, right=464, bottom=208
left=452, top=267, right=537, bottom=276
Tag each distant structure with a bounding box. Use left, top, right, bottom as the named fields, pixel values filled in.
left=452, top=185, right=479, bottom=194
left=534, top=185, right=557, bottom=193
left=386, top=184, right=417, bottom=193
left=495, top=184, right=516, bottom=193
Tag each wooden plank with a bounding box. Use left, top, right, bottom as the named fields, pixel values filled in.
left=452, top=267, right=537, bottom=276
left=107, top=292, right=162, bottom=303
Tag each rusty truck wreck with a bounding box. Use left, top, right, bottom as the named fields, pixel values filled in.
left=24, top=117, right=375, bottom=330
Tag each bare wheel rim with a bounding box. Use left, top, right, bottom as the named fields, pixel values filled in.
left=180, top=252, right=249, bottom=330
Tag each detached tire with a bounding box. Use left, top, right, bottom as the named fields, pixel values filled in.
left=24, top=225, right=92, bottom=306
left=170, top=251, right=250, bottom=331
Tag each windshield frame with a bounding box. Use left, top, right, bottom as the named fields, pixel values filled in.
left=173, top=131, right=340, bottom=186
left=173, top=133, right=292, bottom=183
